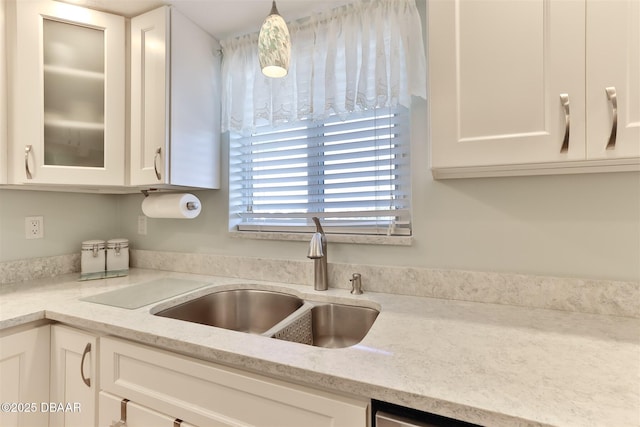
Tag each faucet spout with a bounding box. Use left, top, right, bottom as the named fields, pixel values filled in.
left=307, top=217, right=328, bottom=291
left=312, top=216, right=324, bottom=234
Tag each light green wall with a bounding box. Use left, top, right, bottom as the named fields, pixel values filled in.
left=2, top=168, right=638, bottom=281
left=0, top=189, right=121, bottom=261
left=117, top=172, right=640, bottom=282
left=114, top=99, right=640, bottom=282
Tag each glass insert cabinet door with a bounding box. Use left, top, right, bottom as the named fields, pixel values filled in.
left=11, top=0, right=124, bottom=186
left=43, top=18, right=105, bottom=168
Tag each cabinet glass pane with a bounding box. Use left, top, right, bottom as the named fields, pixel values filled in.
left=43, top=19, right=105, bottom=167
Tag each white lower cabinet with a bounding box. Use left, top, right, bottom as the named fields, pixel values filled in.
left=1, top=325, right=368, bottom=427
left=100, top=336, right=369, bottom=427
left=50, top=325, right=99, bottom=427
left=0, top=324, right=50, bottom=427
left=0, top=0, right=7, bottom=184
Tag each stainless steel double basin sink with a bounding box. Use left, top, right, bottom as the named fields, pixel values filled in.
left=153, top=289, right=379, bottom=348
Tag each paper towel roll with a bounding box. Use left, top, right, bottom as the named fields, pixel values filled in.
left=141, top=193, right=201, bottom=219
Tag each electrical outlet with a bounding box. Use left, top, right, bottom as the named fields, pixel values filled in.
left=25, top=216, right=44, bottom=239
left=138, top=215, right=147, bottom=235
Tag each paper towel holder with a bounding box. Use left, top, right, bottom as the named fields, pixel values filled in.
left=141, top=190, right=200, bottom=211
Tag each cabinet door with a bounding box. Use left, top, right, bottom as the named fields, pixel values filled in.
left=130, top=6, right=221, bottom=189
left=130, top=6, right=169, bottom=186
left=50, top=325, right=98, bottom=427
left=586, top=0, right=640, bottom=159
left=0, top=325, right=50, bottom=427
left=0, top=0, right=7, bottom=184
left=99, top=392, right=197, bottom=427
left=429, top=0, right=586, bottom=169
left=167, top=8, right=221, bottom=189
left=9, top=0, right=125, bottom=185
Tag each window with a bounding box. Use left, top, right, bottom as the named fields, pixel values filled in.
left=229, top=106, right=411, bottom=236
left=222, top=0, right=426, bottom=239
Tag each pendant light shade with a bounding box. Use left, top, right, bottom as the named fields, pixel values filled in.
left=258, top=1, right=291, bottom=78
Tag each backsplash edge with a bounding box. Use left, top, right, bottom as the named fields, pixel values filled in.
left=1, top=250, right=637, bottom=318
left=130, top=249, right=639, bottom=318
left=0, top=253, right=80, bottom=285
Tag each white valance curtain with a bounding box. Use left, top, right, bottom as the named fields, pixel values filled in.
left=220, top=0, right=427, bottom=135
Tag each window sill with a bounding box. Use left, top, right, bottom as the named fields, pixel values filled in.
left=228, top=230, right=413, bottom=246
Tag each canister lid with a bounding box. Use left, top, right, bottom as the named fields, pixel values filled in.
left=107, top=238, right=129, bottom=248
left=81, top=240, right=106, bottom=249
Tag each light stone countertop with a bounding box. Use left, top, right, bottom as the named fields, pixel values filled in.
left=1, top=268, right=638, bottom=427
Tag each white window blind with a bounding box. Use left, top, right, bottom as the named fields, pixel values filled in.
left=229, top=106, right=411, bottom=236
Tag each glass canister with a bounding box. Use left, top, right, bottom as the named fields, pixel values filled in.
left=81, top=240, right=106, bottom=279
left=106, top=238, right=129, bottom=275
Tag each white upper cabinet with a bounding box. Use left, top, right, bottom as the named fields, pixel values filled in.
left=7, top=0, right=125, bottom=186
left=586, top=0, right=640, bottom=160
left=429, top=0, right=586, bottom=168
left=130, top=6, right=221, bottom=189
left=429, top=0, right=640, bottom=178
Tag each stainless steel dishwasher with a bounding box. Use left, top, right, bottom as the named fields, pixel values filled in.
left=373, top=401, right=482, bottom=427
left=376, top=411, right=438, bottom=427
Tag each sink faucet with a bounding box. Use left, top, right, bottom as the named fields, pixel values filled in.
left=307, top=217, right=328, bottom=291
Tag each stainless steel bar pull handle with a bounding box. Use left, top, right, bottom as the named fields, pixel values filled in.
left=605, top=86, right=618, bottom=150
left=25, top=145, right=33, bottom=179
left=153, top=147, right=162, bottom=180
left=80, top=342, right=91, bottom=387
left=560, top=94, right=570, bottom=153
left=110, top=399, right=129, bottom=427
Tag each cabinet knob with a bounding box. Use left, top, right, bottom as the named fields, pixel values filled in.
left=559, top=94, right=570, bottom=153
left=605, top=87, right=618, bottom=150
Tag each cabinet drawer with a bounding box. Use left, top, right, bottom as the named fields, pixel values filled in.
left=100, top=337, right=368, bottom=427
left=100, top=392, right=197, bottom=427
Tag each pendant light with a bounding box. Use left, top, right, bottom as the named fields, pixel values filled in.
left=258, top=1, right=291, bottom=78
